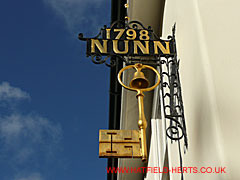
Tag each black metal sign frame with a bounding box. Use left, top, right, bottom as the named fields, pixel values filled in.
left=79, top=20, right=175, bottom=67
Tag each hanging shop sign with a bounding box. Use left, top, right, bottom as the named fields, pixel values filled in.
left=78, top=21, right=188, bottom=166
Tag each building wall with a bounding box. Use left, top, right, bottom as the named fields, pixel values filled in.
left=163, top=0, right=240, bottom=179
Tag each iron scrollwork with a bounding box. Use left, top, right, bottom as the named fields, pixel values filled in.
left=159, top=24, right=188, bottom=180
left=160, top=24, right=188, bottom=149
left=160, top=55, right=188, bottom=148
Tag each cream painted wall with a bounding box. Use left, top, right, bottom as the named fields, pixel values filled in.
left=163, top=0, right=240, bottom=179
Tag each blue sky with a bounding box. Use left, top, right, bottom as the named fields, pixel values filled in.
left=0, top=0, right=111, bottom=179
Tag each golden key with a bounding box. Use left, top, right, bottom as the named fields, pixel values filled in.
left=118, top=63, right=161, bottom=161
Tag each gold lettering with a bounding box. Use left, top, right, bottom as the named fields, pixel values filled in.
left=134, top=41, right=149, bottom=54
left=91, top=39, right=108, bottom=53
left=126, top=29, right=136, bottom=40
left=139, top=30, right=149, bottom=40
left=114, top=29, right=125, bottom=39
left=113, top=40, right=129, bottom=54
left=106, top=29, right=110, bottom=39
left=154, top=41, right=170, bottom=54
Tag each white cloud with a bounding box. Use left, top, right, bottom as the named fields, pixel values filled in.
left=0, top=113, right=61, bottom=147
left=0, top=82, right=61, bottom=150
left=14, top=173, right=43, bottom=180
left=0, top=81, right=62, bottom=175
left=0, top=113, right=62, bottom=164
left=0, top=82, right=30, bottom=101
left=43, top=0, right=108, bottom=34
